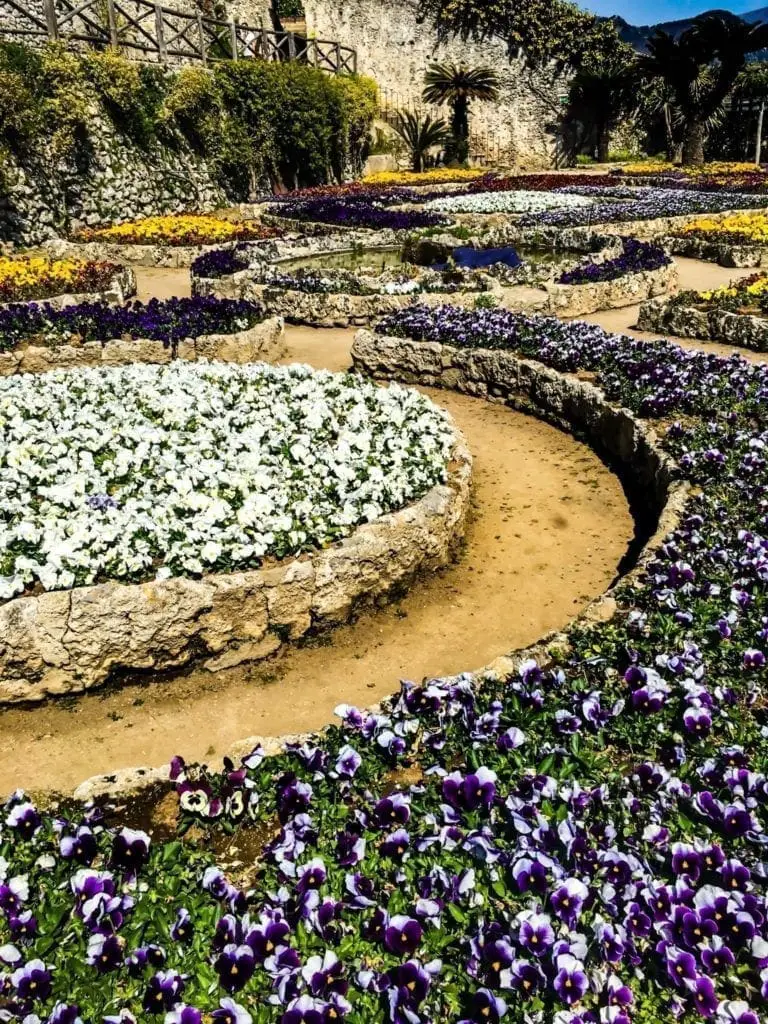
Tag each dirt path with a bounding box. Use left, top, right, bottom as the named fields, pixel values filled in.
left=579, top=257, right=768, bottom=363
left=0, top=324, right=633, bottom=796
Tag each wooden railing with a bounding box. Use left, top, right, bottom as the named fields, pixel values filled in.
left=0, top=0, right=357, bottom=71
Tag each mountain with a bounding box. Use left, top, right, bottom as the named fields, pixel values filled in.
left=612, top=5, right=768, bottom=49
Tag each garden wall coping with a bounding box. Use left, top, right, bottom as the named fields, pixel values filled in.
left=638, top=295, right=768, bottom=351
left=0, top=317, right=286, bottom=377
left=661, top=234, right=768, bottom=268
left=72, top=334, right=689, bottom=803
left=0, top=425, right=472, bottom=705
left=195, top=261, right=677, bottom=325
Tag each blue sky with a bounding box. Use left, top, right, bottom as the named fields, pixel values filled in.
left=581, top=0, right=760, bottom=24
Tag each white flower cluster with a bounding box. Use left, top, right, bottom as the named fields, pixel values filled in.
left=0, top=361, right=455, bottom=601
left=424, top=190, right=596, bottom=215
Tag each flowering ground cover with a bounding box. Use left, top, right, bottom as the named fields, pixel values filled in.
left=269, top=197, right=447, bottom=231
left=557, top=238, right=671, bottom=284
left=76, top=216, right=282, bottom=247
left=424, top=190, right=595, bottom=216
left=3, top=300, right=768, bottom=1023
left=677, top=213, right=768, bottom=246
left=0, top=296, right=265, bottom=353
left=0, top=362, right=454, bottom=600
left=465, top=173, right=624, bottom=193
left=0, top=255, right=122, bottom=304
left=518, top=186, right=768, bottom=228
left=666, top=273, right=768, bottom=315
left=362, top=169, right=485, bottom=186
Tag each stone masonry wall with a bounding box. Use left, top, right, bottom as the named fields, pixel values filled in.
left=0, top=428, right=472, bottom=703
left=303, top=0, right=563, bottom=169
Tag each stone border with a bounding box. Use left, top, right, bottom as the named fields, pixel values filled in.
left=0, top=316, right=286, bottom=376
left=661, top=234, right=768, bottom=268
left=0, top=427, right=472, bottom=705
left=1, top=266, right=137, bottom=309
left=638, top=295, right=768, bottom=351
left=70, top=336, right=689, bottom=803
left=193, top=233, right=677, bottom=325
left=42, top=237, right=273, bottom=270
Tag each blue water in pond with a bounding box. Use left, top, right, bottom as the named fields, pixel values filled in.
left=431, top=246, right=523, bottom=271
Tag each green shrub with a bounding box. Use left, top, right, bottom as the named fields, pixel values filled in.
left=0, top=42, right=377, bottom=197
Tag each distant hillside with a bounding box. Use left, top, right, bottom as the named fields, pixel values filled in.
left=612, top=5, right=768, bottom=49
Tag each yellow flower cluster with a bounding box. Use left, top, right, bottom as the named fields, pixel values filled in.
left=0, top=255, right=117, bottom=303
left=701, top=275, right=768, bottom=303
left=681, top=212, right=768, bottom=244
left=622, top=160, right=762, bottom=177
left=362, top=169, right=486, bottom=186
left=77, top=215, right=277, bottom=247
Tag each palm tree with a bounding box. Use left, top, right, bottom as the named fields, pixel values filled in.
left=422, top=63, right=499, bottom=164
left=640, top=15, right=768, bottom=165
left=568, top=52, right=638, bottom=163
left=393, top=112, right=449, bottom=172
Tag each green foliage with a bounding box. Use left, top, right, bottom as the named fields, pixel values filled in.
left=422, top=62, right=499, bottom=162
left=418, top=0, right=621, bottom=71
left=393, top=111, right=449, bottom=172
left=83, top=49, right=166, bottom=147
left=275, top=0, right=304, bottom=16
left=0, top=41, right=377, bottom=197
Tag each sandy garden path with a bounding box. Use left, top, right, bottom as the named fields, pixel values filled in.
left=0, top=302, right=633, bottom=795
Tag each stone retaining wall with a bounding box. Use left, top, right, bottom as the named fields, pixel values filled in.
left=0, top=317, right=286, bottom=377
left=638, top=296, right=768, bottom=351
left=2, top=266, right=138, bottom=310
left=196, top=262, right=677, bottom=326
left=0, top=429, right=472, bottom=704
left=662, top=234, right=768, bottom=268
left=44, top=238, right=240, bottom=270
left=72, top=331, right=688, bottom=802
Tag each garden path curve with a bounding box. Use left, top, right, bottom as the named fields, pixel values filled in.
left=0, top=316, right=633, bottom=796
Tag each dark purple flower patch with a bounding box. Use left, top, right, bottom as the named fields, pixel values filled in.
left=269, top=197, right=448, bottom=231
left=0, top=295, right=266, bottom=353
left=557, top=238, right=670, bottom=284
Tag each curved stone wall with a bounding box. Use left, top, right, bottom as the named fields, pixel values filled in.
left=71, top=337, right=688, bottom=802
left=639, top=296, right=768, bottom=351
left=0, top=430, right=472, bottom=704
left=44, top=238, right=247, bottom=269
left=0, top=317, right=286, bottom=377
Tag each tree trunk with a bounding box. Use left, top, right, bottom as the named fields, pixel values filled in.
left=412, top=150, right=423, bottom=173
left=451, top=96, right=470, bottom=165
left=663, top=104, right=676, bottom=163
left=682, top=119, right=706, bottom=166
left=597, top=123, right=610, bottom=164
left=756, top=101, right=765, bottom=166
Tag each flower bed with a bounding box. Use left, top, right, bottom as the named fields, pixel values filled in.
left=557, top=238, right=671, bottom=284
left=638, top=275, right=768, bottom=350
left=362, top=168, right=485, bottom=186
left=267, top=197, right=448, bottom=231
left=76, top=215, right=281, bottom=247
left=0, top=296, right=284, bottom=375
left=0, top=254, right=135, bottom=305
left=424, top=189, right=596, bottom=216
left=10, top=294, right=768, bottom=1023
left=518, top=187, right=768, bottom=229
left=0, top=362, right=470, bottom=697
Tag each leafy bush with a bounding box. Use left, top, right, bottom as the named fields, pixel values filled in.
left=83, top=50, right=166, bottom=147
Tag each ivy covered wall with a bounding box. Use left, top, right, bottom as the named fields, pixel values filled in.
left=0, top=42, right=378, bottom=244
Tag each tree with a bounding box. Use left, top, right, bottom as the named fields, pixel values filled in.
left=422, top=63, right=499, bottom=163
left=735, top=61, right=768, bottom=164
left=567, top=50, right=638, bottom=163
left=393, top=111, right=449, bottom=172
left=418, top=0, right=621, bottom=72
left=639, top=15, right=768, bottom=166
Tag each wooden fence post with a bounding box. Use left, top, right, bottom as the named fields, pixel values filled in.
left=154, top=3, right=166, bottom=61
left=43, top=0, right=59, bottom=39
left=261, top=25, right=270, bottom=60
left=287, top=30, right=296, bottom=60
left=229, top=17, right=238, bottom=59
left=105, top=0, right=119, bottom=47
left=334, top=41, right=340, bottom=72
left=197, top=12, right=206, bottom=63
